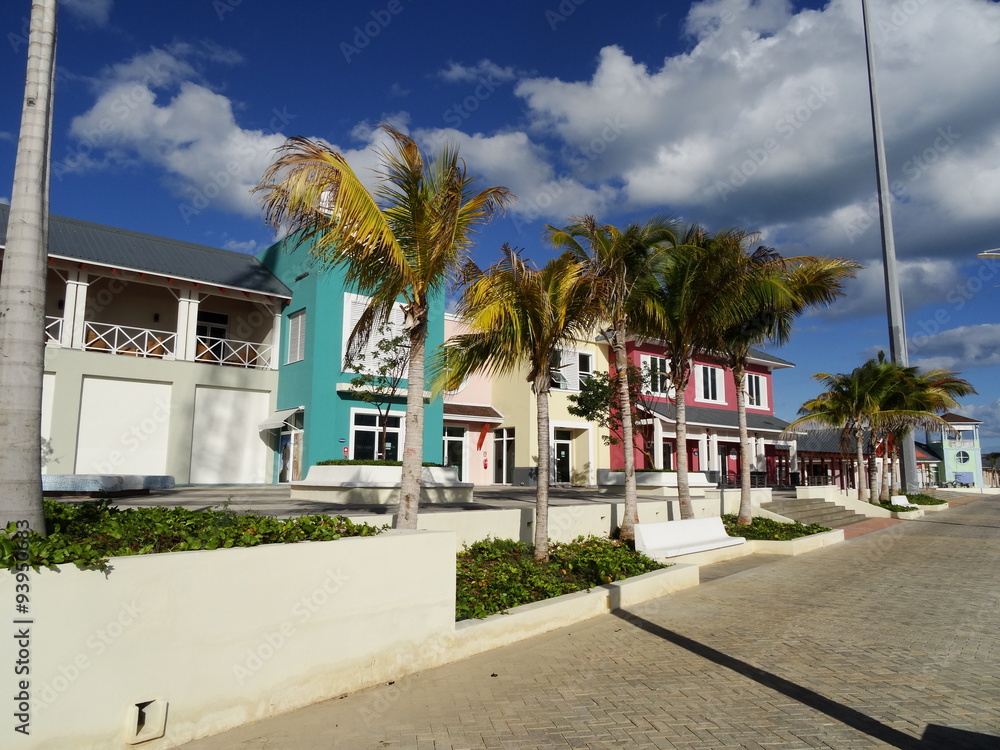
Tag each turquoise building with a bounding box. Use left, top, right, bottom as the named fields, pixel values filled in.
left=925, top=412, right=984, bottom=487
left=257, top=238, right=445, bottom=482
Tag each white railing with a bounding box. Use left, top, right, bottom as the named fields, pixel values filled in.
left=195, top=335, right=272, bottom=370
left=45, top=316, right=63, bottom=343
left=84, top=322, right=176, bottom=358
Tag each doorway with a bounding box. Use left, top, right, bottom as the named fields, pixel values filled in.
left=554, top=429, right=572, bottom=484
left=443, top=425, right=465, bottom=480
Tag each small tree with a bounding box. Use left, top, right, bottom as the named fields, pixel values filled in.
left=345, top=324, right=410, bottom=460
left=567, top=364, right=657, bottom=468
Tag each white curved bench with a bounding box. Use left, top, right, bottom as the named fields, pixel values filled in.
left=634, top=517, right=745, bottom=559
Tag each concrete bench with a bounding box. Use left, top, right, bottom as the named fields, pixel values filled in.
left=634, top=517, right=745, bottom=559
left=42, top=474, right=176, bottom=497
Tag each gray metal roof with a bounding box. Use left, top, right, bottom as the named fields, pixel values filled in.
left=647, top=402, right=791, bottom=433
left=747, top=348, right=794, bottom=368
left=0, top=204, right=291, bottom=298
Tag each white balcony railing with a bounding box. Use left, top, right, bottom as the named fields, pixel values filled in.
left=84, top=322, right=176, bottom=358
left=195, top=335, right=272, bottom=370
left=45, top=316, right=62, bottom=343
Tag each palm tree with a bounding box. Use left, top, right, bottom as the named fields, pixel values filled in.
left=438, top=247, right=598, bottom=561
left=648, top=226, right=754, bottom=519
left=0, top=0, right=58, bottom=533
left=789, top=354, right=972, bottom=503
left=545, top=215, right=678, bottom=541
left=878, top=359, right=975, bottom=498
left=713, top=239, right=860, bottom=524
left=255, top=126, right=512, bottom=529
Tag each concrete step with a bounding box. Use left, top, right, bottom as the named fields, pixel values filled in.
left=760, top=498, right=868, bottom=529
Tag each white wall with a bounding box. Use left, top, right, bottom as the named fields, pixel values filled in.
left=189, top=386, right=271, bottom=483
left=41, top=372, right=55, bottom=474
left=3, top=531, right=455, bottom=750
left=74, top=377, right=172, bottom=474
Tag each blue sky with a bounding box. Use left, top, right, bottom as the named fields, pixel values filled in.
left=3, top=0, right=1000, bottom=449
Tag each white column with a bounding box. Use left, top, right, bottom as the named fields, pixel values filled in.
left=270, top=307, right=283, bottom=370
left=697, top=432, right=709, bottom=474
left=176, top=290, right=201, bottom=362
left=652, top=417, right=663, bottom=469
left=708, top=432, right=719, bottom=474
left=64, top=270, right=88, bottom=349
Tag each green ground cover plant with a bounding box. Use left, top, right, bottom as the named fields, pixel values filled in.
left=0, top=499, right=384, bottom=572
left=722, top=514, right=831, bottom=541
left=905, top=493, right=947, bottom=505
left=878, top=503, right=919, bottom=513
left=456, top=536, right=665, bottom=621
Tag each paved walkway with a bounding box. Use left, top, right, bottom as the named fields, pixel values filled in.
left=178, top=496, right=1000, bottom=749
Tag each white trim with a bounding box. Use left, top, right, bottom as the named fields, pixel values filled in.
left=746, top=372, right=768, bottom=410
left=694, top=364, right=726, bottom=405
left=349, top=406, right=405, bottom=461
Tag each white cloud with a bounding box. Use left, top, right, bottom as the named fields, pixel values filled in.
left=438, top=59, right=519, bottom=84
left=223, top=238, right=260, bottom=254
left=510, top=0, right=1000, bottom=262
left=61, top=45, right=300, bottom=221
left=908, top=323, right=1000, bottom=372
left=807, top=259, right=965, bottom=320
left=61, top=0, right=112, bottom=27
left=0, top=197, right=9, bottom=205
left=960, top=401, right=1000, bottom=438
left=415, top=127, right=616, bottom=225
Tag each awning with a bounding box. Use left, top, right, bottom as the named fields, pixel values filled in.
left=443, top=403, right=504, bottom=424
left=258, top=407, right=303, bottom=431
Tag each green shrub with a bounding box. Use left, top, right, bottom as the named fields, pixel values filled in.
left=1, top=499, right=385, bottom=572
left=905, top=493, right=947, bottom=505
left=455, top=536, right=664, bottom=621
left=878, top=503, right=917, bottom=513
left=721, top=514, right=831, bottom=541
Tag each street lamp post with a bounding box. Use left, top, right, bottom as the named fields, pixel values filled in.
left=861, top=0, right=919, bottom=492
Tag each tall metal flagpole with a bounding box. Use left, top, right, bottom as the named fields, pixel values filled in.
left=861, top=0, right=918, bottom=492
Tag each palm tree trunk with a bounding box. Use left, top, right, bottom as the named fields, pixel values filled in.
left=675, top=388, right=694, bottom=520
left=614, top=334, right=638, bottom=541
left=879, top=442, right=892, bottom=501
left=533, top=376, right=551, bottom=561
left=869, top=439, right=881, bottom=504
left=734, top=365, right=753, bottom=525
left=395, top=323, right=425, bottom=529
left=0, top=0, right=57, bottom=534
left=855, top=429, right=869, bottom=502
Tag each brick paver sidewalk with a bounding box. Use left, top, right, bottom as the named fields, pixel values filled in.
left=179, top=498, right=1000, bottom=749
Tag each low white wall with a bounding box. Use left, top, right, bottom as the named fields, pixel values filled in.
left=2, top=531, right=456, bottom=750
left=349, top=501, right=683, bottom=550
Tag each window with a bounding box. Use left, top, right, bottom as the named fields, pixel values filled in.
left=641, top=355, right=671, bottom=396
left=956, top=450, right=970, bottom=464
left=197, top=311, right=228, bottom=339
left=352, top=411, right=402, bottom=460
left=287, top=309, right=305, bottom=364
left=343, top=294, right=406, bottom=374
left=746, top=373, right=766, bottom=408
left=696, top=365, right=724, bottom=403
left=550, top=349, right=591, bottom=391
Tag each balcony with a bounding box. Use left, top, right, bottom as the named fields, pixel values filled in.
left=85, top=322, right=176, bottom=358
left=45, top=318, right=273, bottom=370
left=45, top=316, right=62, bottom=343
left=194, top=335, right=272, bottom=370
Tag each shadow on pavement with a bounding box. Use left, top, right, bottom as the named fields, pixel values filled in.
left=613, top=610, right=999, bottom=749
